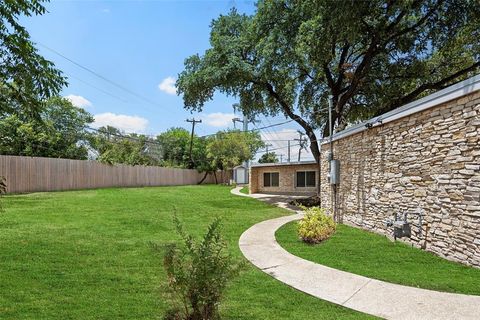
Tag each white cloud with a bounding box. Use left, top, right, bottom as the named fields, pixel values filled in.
left=92, top=113, right=149, bottom=133
left=158, top=77, right=177, bottom=95
left=203, top=112, right=236, bottom=127
left=65, top=94, right=92, bottom=108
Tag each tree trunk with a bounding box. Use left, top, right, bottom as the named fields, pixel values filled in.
left=197, top=171, right=209, bottom=185
left=213, top=171, right=218, bottom=184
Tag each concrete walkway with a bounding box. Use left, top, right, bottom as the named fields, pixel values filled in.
left=232, top=187, right=480, bottom=320
left=231, top=185, right=304, bottom=211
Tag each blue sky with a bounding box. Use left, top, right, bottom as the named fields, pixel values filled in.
left=22, top=0, right=313, bottom=161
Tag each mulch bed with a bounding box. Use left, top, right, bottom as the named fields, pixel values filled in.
left=289, top=196, right=321, bottom=207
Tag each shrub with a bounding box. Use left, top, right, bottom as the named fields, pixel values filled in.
left=161, top=214, right=243, bottom=320
left=297, top=207, right=336, bottom=244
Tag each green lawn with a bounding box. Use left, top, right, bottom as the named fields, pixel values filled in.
left=276, top=222, right=480, bottom=295
left=239, top=186, right=249, bottom=194
left=0, top=185, right=374, bottom=319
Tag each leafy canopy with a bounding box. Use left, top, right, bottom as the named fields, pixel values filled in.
left=156, top=127, right=206, bottom=168
left=0, top=0, right=66, bottom=118
left=205, top=130, right=264, bottom=171
left=0, top=97, right=93, bottom=159
left=91, top=126, right=161, bottom=166
left=177, top=0, right=480, bottom=161
left=258, top=151, right=279, bottom=164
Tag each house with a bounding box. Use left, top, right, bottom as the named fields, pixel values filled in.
left=248, top=74, right=480, bottom=268
left=249, top=161, right=318, bottom=194
left=233, top=164, right=249, bottom=184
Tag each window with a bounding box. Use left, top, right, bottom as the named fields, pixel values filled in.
left=263, top=172, right=279, bottom=187
left=296, top=171, right=316, bottom=187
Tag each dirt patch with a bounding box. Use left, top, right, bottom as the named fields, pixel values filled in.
left=289, top=196, right=321, bottom=207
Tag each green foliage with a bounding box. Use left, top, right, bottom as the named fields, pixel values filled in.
left=0, top=97, right=93, bottom=159
left=258, top=152, right=279, bottom=164
left=162, top=213, right=243, bottom=320
left=156, top=127, right=206, bottom=168
left=177, top=2, right=480, bottom=161
left=206, top=130, right=264, bottom=171
left=0, top=0, right=67, bottom=118
left=156, top=127, right=191, bottom=167
left=91, top=126, right=160, bottom=166
left=297, top=207, right=336, bottom=244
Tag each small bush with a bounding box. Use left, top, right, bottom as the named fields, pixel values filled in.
left=161, top=214, right=243, bottom=320
left=297, top=207, right=336, bottom=244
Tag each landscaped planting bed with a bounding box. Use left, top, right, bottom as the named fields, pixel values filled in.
left=276, top=221, right=480, bottom=295
left=0, top=185, right=374, bottom=319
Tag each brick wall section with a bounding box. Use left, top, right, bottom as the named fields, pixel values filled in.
left=320, top=90, right=480, bottom=267
left=250, top=163, right=318, bottom=194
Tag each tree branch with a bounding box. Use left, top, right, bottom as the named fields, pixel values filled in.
left=384, top=0, right=442, bottom=44
left=380, top=61, right=480, bottom=114
left=261, top=81, right=321, bottom=162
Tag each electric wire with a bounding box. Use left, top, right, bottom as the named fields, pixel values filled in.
left=37, top=42, right=166, bottom=112
left=65, top=72, right=129, bottom=103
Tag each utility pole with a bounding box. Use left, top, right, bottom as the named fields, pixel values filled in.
left=232, top=117, right=242, bottom=129
left=328, top=95, right=337, bottom=222
left=186, top=118, right=202, bottom=168
left=232, top=105, right=256, bottom=183
left=287, top=140, right=291, bottom=162
left=294, top=131, right=307, bottom=162
left=232, top=111, right=251, bottom=166
left=265, top=143, right=273, bottom=154
left=280, top=154, right=283, bottom=163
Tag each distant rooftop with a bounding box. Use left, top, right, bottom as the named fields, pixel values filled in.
left=250, top=161, right=317, bottom=168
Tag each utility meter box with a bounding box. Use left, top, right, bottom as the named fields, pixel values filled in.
left=329, top=159, right=340, bottom=185
left=393, top=221, right=411, bottom=238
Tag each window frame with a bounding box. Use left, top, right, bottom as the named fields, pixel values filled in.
left=263, top=171, right=280, bottom=187
left=295, top=170, right=316, bottom=188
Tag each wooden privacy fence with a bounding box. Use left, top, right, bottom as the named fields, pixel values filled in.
left=0, top=155, right=224, bottom=193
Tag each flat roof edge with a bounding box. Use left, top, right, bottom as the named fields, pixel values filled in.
left=321, top=74, right=480, bottom=144
left=251, top=161, right=317, bottom=168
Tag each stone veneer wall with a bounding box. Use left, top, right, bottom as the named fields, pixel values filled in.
left=250, top=163, right=318, bottom=194
left=320, top=90, right=480, bottom=267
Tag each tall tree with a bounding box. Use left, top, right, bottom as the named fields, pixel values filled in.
left=206, top=130, right=264, bottom=171
left=258, top=152, right=279, bottom=164
left=177, top=1, right=480, bottom=165
left=156, top=127, right=195, bottom=167
left=0, top=97, right=93, bottom=159
left=0, top=0, right=66, bottom=118
left=91, top=127, right=160, bottom=166
left=197, top=130, right=264, bottom=184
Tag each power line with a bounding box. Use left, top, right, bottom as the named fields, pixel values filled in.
left=262, top=116, right=285, bottom=142
left=199, top=118, right=294, bottom=138
left=203, top=105, right=329, bottom=139
left=85, top=126, right=162, bottom=146
left=37, top=42, right=167, bottom=111
left=65, top=72, right=129, bottom=103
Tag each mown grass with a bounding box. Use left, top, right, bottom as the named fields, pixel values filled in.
left=0, top=185, right=374, bottom=319
left=276, top=221, right=480, bottom=295
left=239, top=186, right=249, bottom=194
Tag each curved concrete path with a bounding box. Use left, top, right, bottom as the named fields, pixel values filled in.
left=232, top=187, right=480, bottom=320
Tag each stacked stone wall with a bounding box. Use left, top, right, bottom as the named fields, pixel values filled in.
left=320, top=91, right=480, bottom=267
